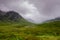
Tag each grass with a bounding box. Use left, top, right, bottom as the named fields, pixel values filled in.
left=0, top=20, right=60, bottom=40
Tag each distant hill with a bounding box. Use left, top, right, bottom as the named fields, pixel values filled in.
left=38, top=21, right=60, bottom=27
left=53, top=17, right=60, bottom=20
left=44, top=17, right=60, bottom=23
left=50, top=17, right=60, bottom=21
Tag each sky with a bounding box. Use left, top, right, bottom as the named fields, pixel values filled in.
left=0, top=0, right=60, bottom=23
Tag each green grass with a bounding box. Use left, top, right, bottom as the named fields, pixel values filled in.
left=0, top=20, right=60, bottom=40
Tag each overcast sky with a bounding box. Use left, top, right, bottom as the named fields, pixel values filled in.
left=0, top=0, right=60, bottom=23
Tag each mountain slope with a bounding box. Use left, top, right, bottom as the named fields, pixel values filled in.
left=0, top=10, right=23, bottom=21
left=4, top=11, right=23, bottom=22
left=0, top=10, right=35, bottom=26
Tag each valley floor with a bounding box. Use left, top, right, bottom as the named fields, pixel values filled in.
left=0, top=26, right=60, bottom=40
left=0, top=21, right=60, bottom=40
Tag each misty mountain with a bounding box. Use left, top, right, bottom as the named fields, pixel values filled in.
left=0, top=10, right=22, bottom=21
left=4, top=11, right=22, bottom=21
left=54, top=17, right=60, bottom=20
left=0, top=10, right=6, bottom=15
left=0, top=10, right=6, bottom=20
left=45, top=17, right=60, bottom=23
left=49, top=17, right=60, bottom=21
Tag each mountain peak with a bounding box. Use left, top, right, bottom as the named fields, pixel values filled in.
left=0, top=10, right=23, bottom=21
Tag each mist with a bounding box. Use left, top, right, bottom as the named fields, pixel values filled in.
left=0, top=0, right=60, bottom=23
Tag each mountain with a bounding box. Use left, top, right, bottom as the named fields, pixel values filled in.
left=4, top=11, right=22, bottom=21
left=0, top=10, right=6, bottom=20
left=0, top=10, right=23, bottom=21
left=45, top=17, right=60, bottom=23
left=49, top=17, right=60, bottom=21
left=53, top=17, right=60, bottom=20
left=0, top=10, right=6, bottom=15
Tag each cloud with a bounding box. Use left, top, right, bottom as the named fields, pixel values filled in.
left=19, top=1, right=44, bottom=23
left=0, top=0, right=60, bottom=23
left=0, top=0, right=44, bottom=23
left=29, top=0, right=60, bottom=17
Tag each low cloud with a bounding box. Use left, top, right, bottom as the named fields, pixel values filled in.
left=0, top=0, right=60, bottom=23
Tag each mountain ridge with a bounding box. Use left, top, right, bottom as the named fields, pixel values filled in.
left=0, top=10, right=23, bottom=22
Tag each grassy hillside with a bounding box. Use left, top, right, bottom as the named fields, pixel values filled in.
left=0, top=20, right=60, bottom=40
